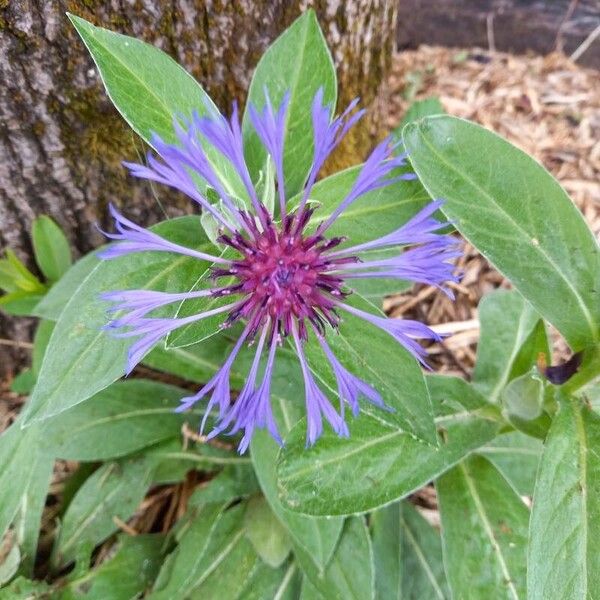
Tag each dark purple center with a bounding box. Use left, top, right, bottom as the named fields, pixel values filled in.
left=213, top=210, right=357, bottom=339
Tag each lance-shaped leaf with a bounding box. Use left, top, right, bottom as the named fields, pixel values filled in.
left=58, top=534, right=164, bottom=600
left=243, top=9, right=336, bottom=198
left=21, top=217, right=213, bottom=426
left=31, top=216, right=72, bottom=282
left=527, top=398, right=600, bottom=599
left=276, top=375, right=502, bottom=516
left=251, top=353, right=344, bottom=572
left=293, top=517, right=375, bottom=600
left=403, top=116, right=600, bottom=349
left=150, top=502, right=269, bottom=599
left=478, top=431, right=542, bottom=496
left=371, top=501, right=450, bottom=600
left=53, top=458, right=155, bottom=567
left=0, top=422, right=53, bottom=552
left=437, top=456, right=529, bottom=599
left=68, top=14, right=245, bottom=200
left=473, top=290, right=544, bottom=403
left=43, top=380, right=196, bottom=461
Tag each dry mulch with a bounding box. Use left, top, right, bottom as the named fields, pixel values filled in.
left=1, top=45, right=598, bottom=574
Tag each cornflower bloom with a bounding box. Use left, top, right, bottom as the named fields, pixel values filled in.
left=100, top=88, right=460, bottom=452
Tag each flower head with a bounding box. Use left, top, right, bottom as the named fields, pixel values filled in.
left=100, top=89, right=459, bottom=451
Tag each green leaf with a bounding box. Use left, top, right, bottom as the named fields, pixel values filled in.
left=501, top=372, right=551, bottom=439
left=301, top=577, right=326, bottom=600
left=251, top=354, right=345, bottom=571
left=21, top=217, right=211, bottom=426
left=401, top=502, right=450, bottom=599
left=1, top=250, right=44, bottom=292
left=478, top=431, right=542, bottom=496
left=276, top=375, right=502, bottom=516
left=244, top=495, right=291, bottom=568
left=302, top=293, right=436, bottom=444
left=243, top=10, right=336, bottom=198
left=31, top=216, right=72, bottom=282
left=395, top=97, right=445, bottom=136
left=144, top=439, right=248, bottom=485
left=0, top=577, right=50, bottom=600
left=403, top=116, right=600, bottom=349
left=293, top=517, right=374, bottom=600
left=32, top=319, right=55, bottom=378
left=58, top=534, right=163, bottom=600
left=189, top=464, right=259, bottom=506
left=12, top=457, right=53, bottom=576
left=473, top=290, right=542, bottom=402
left=53, top=458, right=155, bottom=567
left=9, top=369, right=36, bottom=395
left=0, top=422, right=53, bottom=549
left=0, top=291, right=45, bottom=316
left=510, top=319, right=550, bottom=381
left=371, top=501, right=450, bottom=600
left=562, top=343, right=600, bottom=395
left=143, top=331, right=232, bottom=384
left=33, top=251, right=100, bottom=321
left=43, top=380, right=194, bottom=461
left=370, top=502, right=402, bottom=599
left=240, top=560, right=301, bottom=600
left=437, top=456, right=529, bottom=599
left=68, top=14, right=245, bottom=202
left=151, top=502, right=261, bottom=599
left=527, top=398, right=600, bottom=599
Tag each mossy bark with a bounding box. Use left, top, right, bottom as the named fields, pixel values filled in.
left=0, top=0, right=397, bottom=374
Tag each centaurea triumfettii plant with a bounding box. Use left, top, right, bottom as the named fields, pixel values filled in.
left=100, top=89, right=459, bottom=452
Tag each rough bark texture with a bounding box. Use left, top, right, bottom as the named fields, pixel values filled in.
left=0, top=0, right=397, bottom=375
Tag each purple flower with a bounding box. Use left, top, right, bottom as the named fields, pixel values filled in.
left=100, top=89, right=459, bottom=451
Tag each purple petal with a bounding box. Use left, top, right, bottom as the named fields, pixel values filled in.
left=336, top=302, right=442, bottom=367
left=107, top=300, right=240, bottom=375
left=296, top=91, right=365, bottom=221
left=98, top=204, right=230, bottom=264
left=329, top=200, right=449, bottom=256
left=292, top=323, right=349, bottom=446
left=317, top=139, right=413, bottom=235
left=174, top=322, right=252, bottom=430
left=248, top=89, right=290, bottom=217
left=315, top=329, right=387, bottom=417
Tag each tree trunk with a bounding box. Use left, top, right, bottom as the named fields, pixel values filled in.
left=0, top=0, right=397, bottom=375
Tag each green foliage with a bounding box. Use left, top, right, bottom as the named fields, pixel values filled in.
left=68, top=14, right=247, bottom=203
left=371, top=501, right=450, bottom=599
left=2, top=11, right=600, bottom=599
left=0, top=217, right=73, bottom=317
left=242, top=10, right=336, bottom=199
left=21, top=217, right=212, bottom=426
left=437, top=456, right=529, bottom=599
left=527, top=398, right=600, bottom=599
left=31, top=216, right=72, bottom=282
left=52, top=459, right=155, bottom=567
left=276, top=376, right=502, bottom=515
left=403, top=115, right=600, bottom=350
